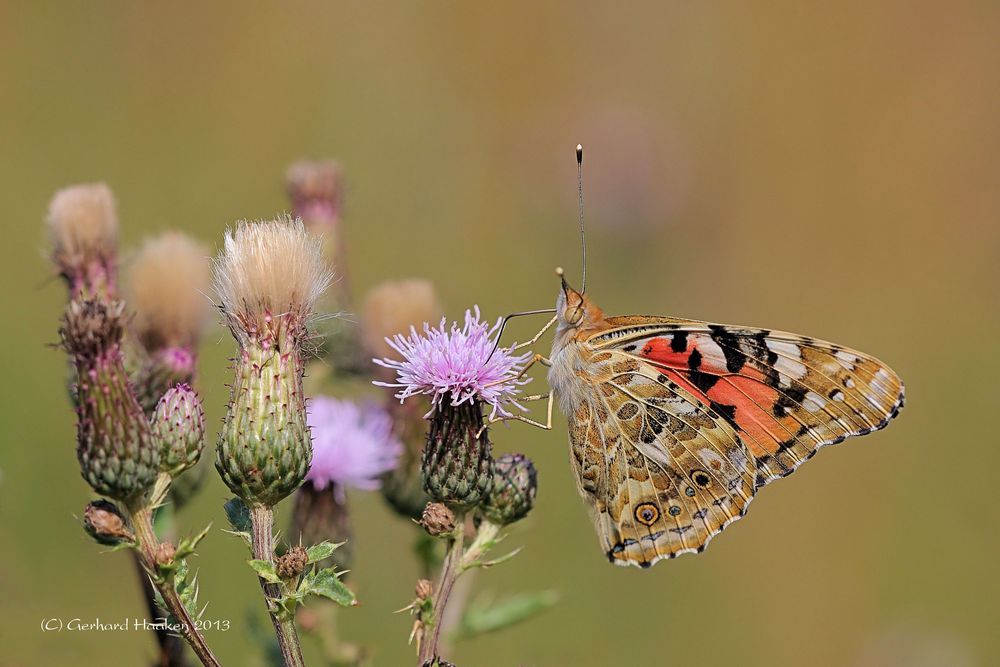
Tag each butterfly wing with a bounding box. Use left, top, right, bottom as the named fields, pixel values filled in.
left=591, top=317, right=905, bottom=485
left=565, top=351, right=756, bottom=567
left=561, top=316, right=904, bottom=568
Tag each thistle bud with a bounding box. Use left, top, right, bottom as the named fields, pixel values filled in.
left=151, top=383, right=206, bottom=478
left=483, top=454, right=538, bottom=525
left=275, top=545, right=309, bottom=579
left=420, top=502, right=456, bottom=537
left=213, top=217, right=331, bottom=508
left=46, top=183, right=118, bottom=300
left=127, top=232, right=211, bottom=414
left=83, top=499, right=133, bottom=545
left=62, top=298, right=159, bottom=501
left=154, top=541, right=177, bottom=566
left=414, top=578, right=433, bottom=601
left=422, top=401, right=494, bottom=508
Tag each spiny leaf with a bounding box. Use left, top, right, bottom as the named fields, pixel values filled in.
left=247, top=559, right=282, bottom=584
left=305, top=541, right=343, bottom=564
left=300, top=568, right=357, bottom=607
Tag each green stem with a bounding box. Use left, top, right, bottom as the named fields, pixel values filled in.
left=417, top=513, right=466, bottom=666
left=249, top=504, right=306, bottom=667
left=129, top=504, right=222, bottom=667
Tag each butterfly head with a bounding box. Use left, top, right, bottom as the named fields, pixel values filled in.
left=555, top=266, right=602, bottom=332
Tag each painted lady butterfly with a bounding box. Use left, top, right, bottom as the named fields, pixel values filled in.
left=513, top=146, right=904, bottom=568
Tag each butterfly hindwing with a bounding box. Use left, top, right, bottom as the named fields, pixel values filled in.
left=566, top=347, right=756, bottom=566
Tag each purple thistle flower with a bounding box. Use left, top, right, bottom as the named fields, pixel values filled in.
left=306, top=397, right=403, bottom=498
left=373, top=306, right=532, bottom=420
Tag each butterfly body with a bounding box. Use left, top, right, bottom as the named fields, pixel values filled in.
left=548, top=284, right=904, bottom=568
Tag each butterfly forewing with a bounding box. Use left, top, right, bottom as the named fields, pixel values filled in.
left=589, top=317, right=905, bottom=486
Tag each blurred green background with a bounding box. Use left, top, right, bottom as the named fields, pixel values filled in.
left=2, top=3, right=997, bottom=665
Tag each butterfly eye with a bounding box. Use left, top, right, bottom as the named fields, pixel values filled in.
left=564, top=305, right=585, bottom=325
left=634, top=503, right=659, bottom=526
left=690, top=469, right=712, bottom=487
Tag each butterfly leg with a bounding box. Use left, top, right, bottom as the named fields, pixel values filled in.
left=483, top=352, right=552, bottom=389
left=478, top=391, right=554, bottom=435
left=512, top=315, right=558, bottom=350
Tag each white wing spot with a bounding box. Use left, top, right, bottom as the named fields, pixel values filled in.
left=802, top=391, right=826, bottom=413
left=835, top=350, right=859, bottom=369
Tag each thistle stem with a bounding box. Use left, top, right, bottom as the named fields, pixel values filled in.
left=128, top=504, right=222, bottom=667
left=417, top=513, right=466, bottom=666
left=249, top=504, right=306, bottom=667
left=130, top=532, right=187, bottom=666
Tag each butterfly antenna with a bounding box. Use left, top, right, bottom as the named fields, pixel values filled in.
left=577, top=143, right=587, bottom=294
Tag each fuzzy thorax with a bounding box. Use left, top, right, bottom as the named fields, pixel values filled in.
left=213, top=216, right=332, bottom=349
left=46, top=183, right=118, bottom=298
left=61, top=299, right=159, bottom=501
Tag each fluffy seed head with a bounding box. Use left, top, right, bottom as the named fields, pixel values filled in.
left=46, top=183, right=118, bottom=296
left=213, top=216, right=332, bottom=346
left=374, top=306, right=531, bottom=420
left=286, top=160, right=344, bottom=226
left=306, top=397, right=403, bottom=497
left=128, top=232, right=211, bottom=351
left=361, top=279, right=444, bottom=365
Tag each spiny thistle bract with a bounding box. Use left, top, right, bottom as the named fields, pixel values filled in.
left=213, top=216, right=331, bottom=508
left=483, top=453, right=538, bottom=525
left=374, top=307, right=531, bottom=509
left=151, top=383, right=206, bottom=478
left=61, top=298, right=159, bottom=501
left=46, top=183, right=119, bottom=300
left=127, top=232, right=211, bottom=413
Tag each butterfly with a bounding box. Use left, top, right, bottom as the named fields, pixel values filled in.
left=522, top=146, right=905, bottom=569
left=543, top=275, right=904, bottom=568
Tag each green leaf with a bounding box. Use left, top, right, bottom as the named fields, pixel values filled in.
left=247, top=559, right=282, bottom=584
left=455, top=590, right=558, bottom=640
left=305, top=541, right=342, bottom=564
left=224, top=497, right=252, bottom=533
left=301, top=568, right=357, bottom=607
